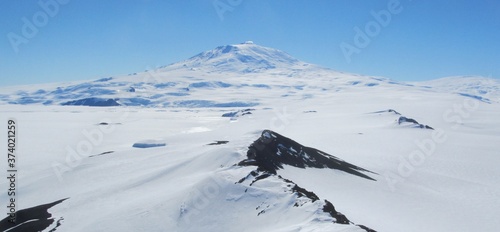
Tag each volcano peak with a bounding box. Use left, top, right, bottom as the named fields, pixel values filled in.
left=164, top=42, right=304, bottom=73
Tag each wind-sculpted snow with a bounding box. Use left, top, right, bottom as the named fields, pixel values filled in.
left=179, top=165, right=374, bottom=232
left=165, top=92, right=189, bottom=96
left=153, top=82, right=177, bottom=88
left=251, top=84, right=271, bottom=89
left=188, top=81, right=232, bottom=88
left=415, top=76, right=500, bottom=102
left=458, top=93, right=491, bottom=103
left=221, top=108, right=255, bottom=118
left=16, top=96, right=45, bottom=104
left=118, top=97, right=152, bottom=106
left=234, top=169, right=376, bottom=231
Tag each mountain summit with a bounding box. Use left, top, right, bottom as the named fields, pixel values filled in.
left=164, top=41, right=308, bottom=73
left=1, top=42, right=499, bottom=108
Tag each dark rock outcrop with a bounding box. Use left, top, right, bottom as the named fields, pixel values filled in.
left=0, top=198, right=67, bottom=232
left=207, top=141, right=229, bottom=145
left=398, top=116, right=434, bottom=130
left=373, top=109, right=434, bottom=130
left=241, top=130, right=376, bottom=180
left=323, top=200, right=350, bottom=224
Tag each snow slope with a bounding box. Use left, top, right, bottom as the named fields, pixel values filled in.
left=414, top=76, right=500, bottom=103
left=0, top=42, right=499, bottom=232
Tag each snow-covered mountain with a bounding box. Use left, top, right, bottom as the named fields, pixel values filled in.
left=164, top=41, right=306, bottom=73
left=1, top=42, right=498, bottom=107
left=414, top=76, right=500, bottom=103
left=1, top=42, right=499, bottom=232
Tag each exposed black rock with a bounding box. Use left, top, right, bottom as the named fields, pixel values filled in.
left=61, top=98, right=120, bottom=107
left=237, top=170, right=259, bottom=184
left=89, top=151, right=114, bottom=158
left=372, top=109, right=401, bottom=115
left=323, top=200, right=377, bottom=231
left=398, top=116, right=418, bottom=124
left=398, top=116, right=434, bottom=130
left=221, top=108, right=255, bottom=118
left=373, top=109, right=434, bottom=130
left=358, top=224, right=377, bottom=232
left=237, top=159, right=259, bottom=167
left=207, top=141, right=229, bottom=145
left=243, top=130, right=376, bottom=180
left=96, top=122, right=121, bottom=126
left=387, top=109, right=401, bottom=115
left=291, top=184, right=319, bottom=203
left=0, top=198, right=67, bottom=232
left=323, top=200, right=350, bottom=224
left=249, top=172, right=272, bottom=186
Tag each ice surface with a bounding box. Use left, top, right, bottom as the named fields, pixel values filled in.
left=132, top=140, right=167, bottom=148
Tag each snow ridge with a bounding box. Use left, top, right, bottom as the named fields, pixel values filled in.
left=236, top=130, right=377, bottom=231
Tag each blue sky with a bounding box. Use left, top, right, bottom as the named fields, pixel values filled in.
left=1, top=0, right=499, bottom=87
